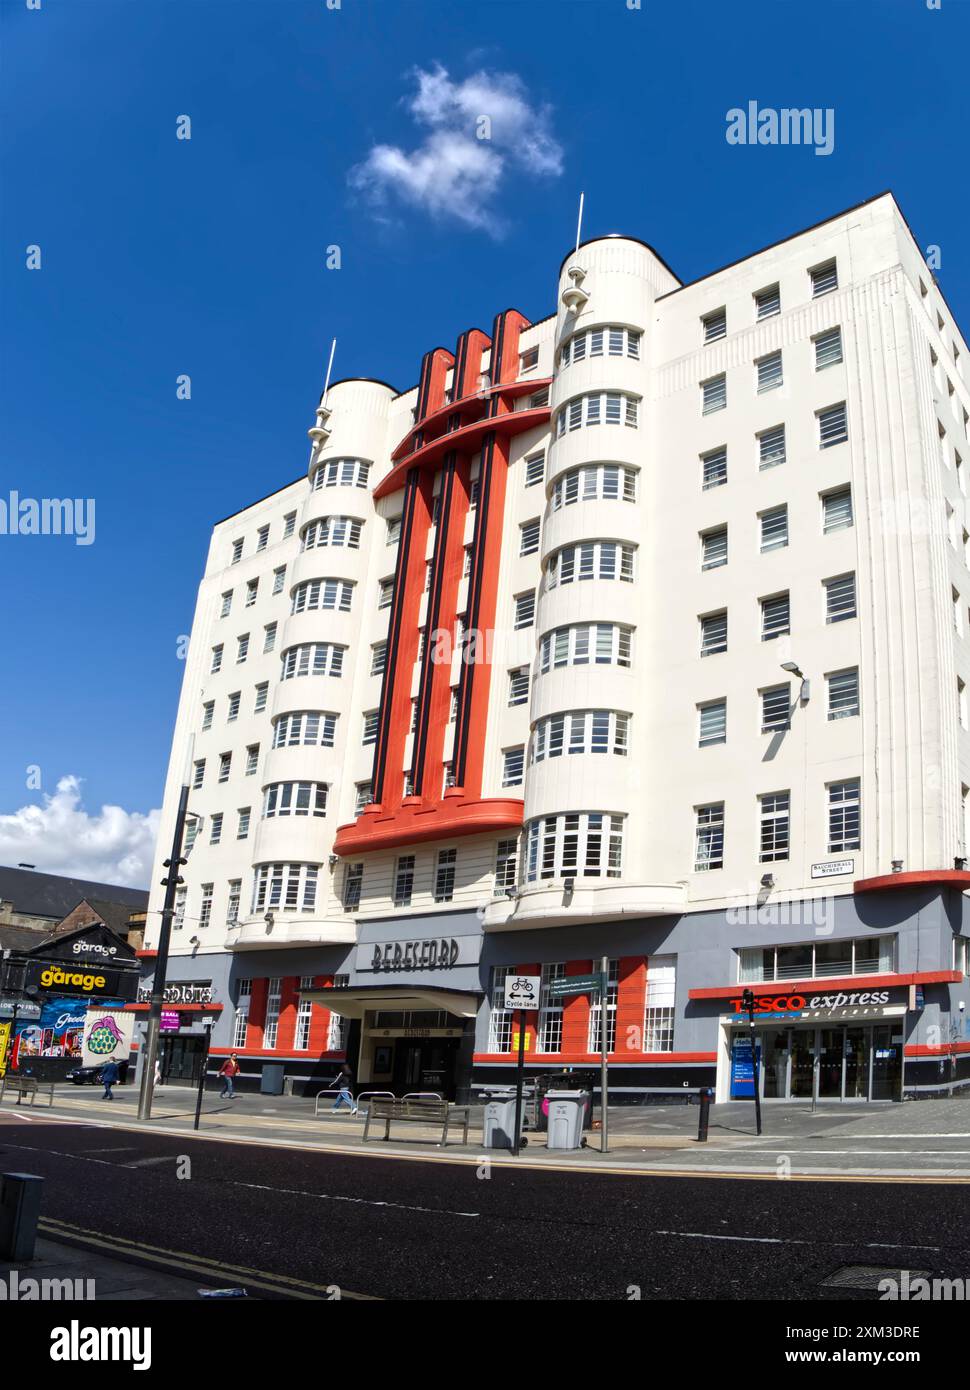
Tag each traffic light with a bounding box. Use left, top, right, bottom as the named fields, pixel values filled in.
left=741, top=988, right=755, bottom=1018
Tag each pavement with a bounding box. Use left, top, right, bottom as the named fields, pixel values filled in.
left=0, top=1236, right=227, bottom=1301
left=4, top=1082, right=970, bottom=1178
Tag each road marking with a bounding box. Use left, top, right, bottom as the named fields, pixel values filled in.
left=233, top=1179, right=479, bottom=1218
left=38, top=1216, right=378, bottom=1300
left=126, top=1155, right=177, bottom=1167
left=653, top=1230, right=942, bottom=1251
left=82, top=1146, right=139, bottom=1154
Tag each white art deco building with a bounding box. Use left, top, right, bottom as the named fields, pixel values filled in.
left=145, top=192, right=970, bottom=1104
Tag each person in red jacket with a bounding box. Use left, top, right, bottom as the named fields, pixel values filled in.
left=218, top=1053, right=241, bottom=1099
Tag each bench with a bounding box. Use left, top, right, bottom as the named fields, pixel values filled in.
left=362, top=1097, right=471, bottom=1146
left=0, top=1075, right=54, bottom=1108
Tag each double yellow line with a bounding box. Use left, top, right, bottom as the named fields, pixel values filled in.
left=38, top=1216, right=378, bottom=1300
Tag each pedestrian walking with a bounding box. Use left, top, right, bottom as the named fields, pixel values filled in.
left=154, top=1057, right=162, bottom=1087
left=99, top=1059, right=120, bottom=1100
left=218, top=1053, right=241, bottom=1099
left=330, top=1063, right=356, bottom=1113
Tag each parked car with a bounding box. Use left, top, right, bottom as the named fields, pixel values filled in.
left=65, top=1060, right=130, bottom=1086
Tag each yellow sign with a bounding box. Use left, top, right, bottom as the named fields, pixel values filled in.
left=511, top=1032, right=532, bottom=1052
left=0, top=1022, right=11, bottom=1078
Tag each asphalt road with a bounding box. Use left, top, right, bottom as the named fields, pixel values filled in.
left=2, top=1112, right=969, bottom=1301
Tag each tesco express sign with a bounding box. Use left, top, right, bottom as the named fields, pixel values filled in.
left=729, top=989, right=892, bottom=1014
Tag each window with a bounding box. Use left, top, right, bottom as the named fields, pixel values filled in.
left=231, top=538, right=243, bottom=565
left=644, top=956, right=676, bottom=1051
left=547, top=541, right=635, bottom=586
left=698, top=700, right=727, bottom=747
left=355, top=783, right=372, bottom=814
left=273, top=566, right=286, bottom=595
left=226, top=692, right=241, bottom=723
left=701, top=447, right=727, bottom=490
left=524, top=813, right=624, bottom=882
left=377, top=577, right=394, bottom=610
left=755, top=284, right=780, bottom=320
left=528, top=387, right=549, bottom=409
left=362, top=710, right=379, bottom=745
left=184, top=820, right=199, bottom=853
left=551, top=464, right=637, bottom=509
left=520, top=519, right=541, bottom=556
left=701, top=526, right=728, bottom=570
left=514, top=591, right=535, bottom=629
left=537, top=964, right=565, bottom=1053
left=702, top=374, right=727, bottom=414
left=393, top=855, right=415, bottom=908
left=263, top=977, right=281, bottom=1048
left=434, top=848, right=457, bottom=902
left=245, top=578, right=258, bottom=607
left=495, top=839, right=518, bottom=892
left=827, top=668, right=860, bottom=720
left=539, top=623, right=633, bottom=671
left=814, top=326, right=843, bottom=370
left=822, top=487, right=853, bottom=533
left=739, top=935, right=894, bottom=983
left=525, top=452, right=545, bottom=486
left=281, top=642, right=345, bottom=679
left=371, top=643, right=387, bottom=676
left=502, top=747, right=525, bottom=787
left=294, top=990, right=313, bottom=1051
left=469, top=478, right=480, bottom=509
left=387, top=516, right=401, bottom=545
left=588, top=959, right=619, bottom=1052
left=237, top=807, right=250, bottom=839
left=828, top=779, right=861, bottom=852
left=759, top=792, right=790, bottom=862
left=282, top=511, right=296, bottom=539
left=256, top=524, right=269, bottom=552
left=555, top=391, right=639, bottom=435
left=519, top=346, right=539, bottom=372
left=302, top=516, right=363, bottom=550
left=227, top=880, right=241, bottom=927
left=760, top=505, right=788, bottom=552
left=291, top=579, right=354, bottom=617
left=263, top=782, right=328, bottom=818
left=756, top=350, right=783, bottom=393
left=762, top=684, right=791, bottom=732
left=758, top=424, right=786, bottom=469
left=560, top=326, right=641, bottom=367
left=818, top=402, right=848, bottom=448
left=825, top=573, right=857, bottom=623
left=220, top=591, right=232, bottom=618
left=761, top=592, right=790, bottom=640
left=245, top=744, right=259, bottom=775
left=695, top=803, right=724, bottom=871
left=254, top=682, right=268, bottom=713
left=312, top=458, right=370, bottom=490
left=211, top=644, right=223, bottom=674
left=210, top=812, right=223, bottom=845
left=508, top=668, right=529, bottom=705
left=199, top=884, right=213, bottom=931
left=192, top=759, right=205, bottom=789
left=218, top=752, right=231, bottom=783
left=236, top=634, right=249, bottom=663
left=342, top=863, right=363, bottom=911
left=532, top=711, right=629, bottom=761
left=703, top=308, right=727, bottom=343
left=810, top=259, right=838, bottom=297
left=273, top=711, right=337, bottom=748
left=449, top=687, right=459, bottom=723
left=700, top=610, right=728, bottom=657
left=201, top=701, right=214, bottom=731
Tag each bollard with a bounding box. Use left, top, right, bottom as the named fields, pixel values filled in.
left=696, top=1087, right=714, bottom=1143
left=0, top=1173, right=44, bottom=1261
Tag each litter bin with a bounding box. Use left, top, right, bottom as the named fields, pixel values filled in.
left=482, top=1090, right=526, bottom=1150
left=260, top=1063, right=284, bottom=1096
left=535, top=1072, right=596, bottom=1133
left=545, top=1090, right=590, bottom=1150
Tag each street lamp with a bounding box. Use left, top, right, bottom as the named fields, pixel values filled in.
left=780, top=660, right=811, bottom=703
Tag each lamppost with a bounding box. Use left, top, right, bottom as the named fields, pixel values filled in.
left=740, top=988, right=763, bottom=1136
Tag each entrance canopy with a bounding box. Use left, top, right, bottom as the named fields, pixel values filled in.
left=299, top=984, right=481, bottom=1020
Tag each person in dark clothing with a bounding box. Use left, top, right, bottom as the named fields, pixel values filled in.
left=99, top=1060, right=120, bottom=1100
left=330, top=1064, right=356, bottom=1113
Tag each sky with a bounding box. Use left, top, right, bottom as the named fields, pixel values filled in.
left=1, top=0, right=968, bottom=886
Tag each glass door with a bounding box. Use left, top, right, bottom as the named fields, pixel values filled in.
left=761, top=1029, right=791, bottom=1098
left=817, top=1028, right=845, bottom=1098
left=871, top=1024, right=902, bottom=1101
left=844, top=1027, right=871, bottom=1099
left=789, top=1030, right=816, bottom=1097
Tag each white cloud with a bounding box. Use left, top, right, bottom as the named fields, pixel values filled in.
left=349, top=64, right=563, bottom=234
left=0, top=776, right=160, bottom=889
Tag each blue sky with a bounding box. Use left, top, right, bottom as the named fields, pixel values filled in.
left=1, top=0, right=967, bottom=884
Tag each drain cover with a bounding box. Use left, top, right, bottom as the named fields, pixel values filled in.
left=822, top=1266, right=931, bottom=1290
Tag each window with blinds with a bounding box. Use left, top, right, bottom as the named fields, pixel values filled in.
left=811, top=259, right=838, bottom=297
left=698, top=701, right=727, bottom=747
left=825, top=573, right=857, bottom=623
left=701, top=527, right=728, bottom=570
left=814, top=327, right=843, bottom=370
left=702, top=374, right=727, bottom=414
left=760, top=506, right=788, bottom=552
left=759, top=792, right=790, bottom=862
left=703, top=308, right=727, bottom=343
left=822, top=487, right=853, bottom=533
left=695, top=804, right=724, bottom=871
left=702, top=447, right=727, bottom=490
left=755, top=284, right=781, bottom=319
left=757, top=350, right=783, bottom=393
left=700, top=610, right=728, bottom=656
left=818, top=401, right=848, bottom=448
left=761, top=684, right=791, bottom=732
left=758, top=424, right=786, bottom=469
left=761, top=592, right=791, bottom=640
left=826, top=668, right=859, bottom=720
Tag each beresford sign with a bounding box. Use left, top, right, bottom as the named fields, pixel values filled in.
left=356, top=935, right=481, bottom=973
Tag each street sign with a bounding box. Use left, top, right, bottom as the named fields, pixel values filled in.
left=547, top=973, right=606, bottom=998
left=504, top=975, right=540, bottom=1010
